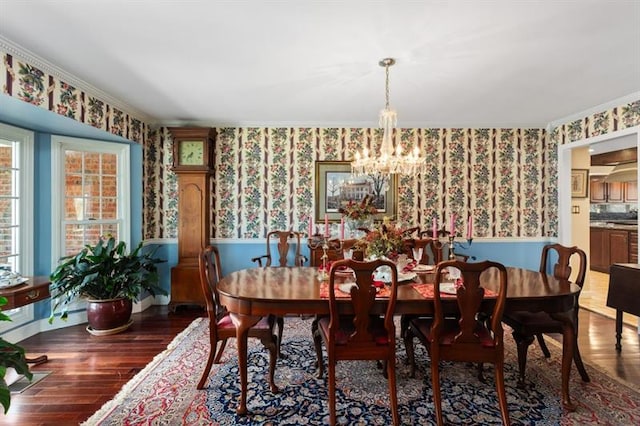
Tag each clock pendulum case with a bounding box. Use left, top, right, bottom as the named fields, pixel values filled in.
left=168, top=126, right=216, bottom=311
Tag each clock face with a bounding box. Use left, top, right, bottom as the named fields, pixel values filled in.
left=178, top=140, right=204, bottom=165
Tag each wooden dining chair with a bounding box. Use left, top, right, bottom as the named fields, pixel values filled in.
left=502, top=243, right=590, bottom=386
left=251, top=229, right=307, bottom=267
left=197, top=245, right=279, bottom=391
left=251, top=229, right=308, bottom=358
left=404, top=260, right=510, bottom=426
left=316, top=258, right=401, bottom=426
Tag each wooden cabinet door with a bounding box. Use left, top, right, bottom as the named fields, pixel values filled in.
left=589, top=228, right=608, bottom=272
left=607, top=182, right=625, bottom=202
left=589, top=179, right=607, bottom=203
left=630, top=231, right=638, bottom=264
left=608, top=230, right=629, bottom=265
left=625, top=181, right=638, bottom=202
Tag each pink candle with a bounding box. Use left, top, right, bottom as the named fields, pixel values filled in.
left=432, top=217, right=437, bottom=239
left=309, top=217, right=313, bottom=237
left=324, top=214, right=329, bottom=237
left=449, top=213, right=456, bottom=236
left=467, top=216, right=473, bottom=239
left=340, top=217, right=345, bottom=240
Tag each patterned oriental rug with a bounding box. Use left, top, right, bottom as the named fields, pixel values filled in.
left=83, top=317, right=640, bottom=425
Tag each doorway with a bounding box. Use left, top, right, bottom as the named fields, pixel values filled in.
left=558, top=126, right=639, bottom=326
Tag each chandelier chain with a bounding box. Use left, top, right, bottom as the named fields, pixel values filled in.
left=384, top=62, right=390, bottom=110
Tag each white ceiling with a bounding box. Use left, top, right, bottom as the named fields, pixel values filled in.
left=1, top=0, right=639, bottom=128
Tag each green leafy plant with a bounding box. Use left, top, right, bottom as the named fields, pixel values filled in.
left=355, top=220, right=407, bottom=259
left=49, top=237, right=167, bottom=323
left=0, top=296, right=32, bottom=414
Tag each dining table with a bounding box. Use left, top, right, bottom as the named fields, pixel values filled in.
left=216, top=266, right=581, bottom=415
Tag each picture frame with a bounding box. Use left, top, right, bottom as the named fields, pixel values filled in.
left=571, top=169, right=589, bottom=198
left=314, top=160, right=397, bottom=222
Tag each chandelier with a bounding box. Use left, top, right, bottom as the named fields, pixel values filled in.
left=351, top=58, right=426, bottom=180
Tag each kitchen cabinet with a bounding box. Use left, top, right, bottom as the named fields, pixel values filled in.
left=590, top=228, right=608, bottom=272
left=590, top=227, right=631, bottom=273
left=631, top=231, right=638, bottom=264
left=590, top=178, right=638, bottom=203
left=590, top=179, right=607, bottom=203
left=607, top=182, right=625, bottom=203
left=625, top=181, right=638, bottom=202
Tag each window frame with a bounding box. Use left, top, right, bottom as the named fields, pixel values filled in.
left=50, top=136, right=130, bottom=268
left=0, top=122, right=34, bottom=329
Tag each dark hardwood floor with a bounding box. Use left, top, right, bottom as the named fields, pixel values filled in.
left=3, top=306, right=639, bottom=425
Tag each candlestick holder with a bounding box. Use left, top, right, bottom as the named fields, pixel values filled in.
left=447, top=235, right=474, bottom=260
left=308, top=234, right=333, bottom=280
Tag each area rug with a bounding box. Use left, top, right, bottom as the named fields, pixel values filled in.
left=83, top=317, right=640, bottom=425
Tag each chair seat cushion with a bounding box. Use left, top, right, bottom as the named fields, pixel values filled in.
left=502, top=311, right=564, bottom=333
left=217, top=314, right=272, bottom=330
left=318, top=316, right=390, bottom=345
left=411, top=317, right=496, bottom=348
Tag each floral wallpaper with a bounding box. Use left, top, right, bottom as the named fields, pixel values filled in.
left=148, top=127, right=550, bottom=239
left=2, top=47, right=639, bottom=241
left=1, top=52, right=148, bottom=144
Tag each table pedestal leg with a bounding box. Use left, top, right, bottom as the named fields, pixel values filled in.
left=229, top=313, right=260, bottom=416
left=615, top=310, right=623, bottom=351
left=551, top=312, right=576, bottom=412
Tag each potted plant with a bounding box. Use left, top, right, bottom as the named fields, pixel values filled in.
left=0, top=296, right=32, bottom=414
left=49, top=236, right=167, bottom=335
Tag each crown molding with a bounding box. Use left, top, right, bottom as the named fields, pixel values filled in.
left=0, top=35, right=154, bottom=123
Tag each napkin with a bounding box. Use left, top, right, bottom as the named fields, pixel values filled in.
left=402, top=260, right=417, bottom=273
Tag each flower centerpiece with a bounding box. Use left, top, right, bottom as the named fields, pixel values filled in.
left=338, top=195, right=378, bottom=237
left=355, top=218, right=407, bottom=260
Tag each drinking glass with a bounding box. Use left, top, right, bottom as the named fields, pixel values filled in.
left=343, top=249, right=353, bottom=260
left=412, top=247, right=423, bottom=264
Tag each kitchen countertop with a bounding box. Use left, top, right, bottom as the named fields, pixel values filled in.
left=590, top=222, right=638, bottom=231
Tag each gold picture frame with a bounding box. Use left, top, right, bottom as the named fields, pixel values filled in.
left=571, top=169, right=589, bottom=198
left=314, top=161, right=397, bottom=222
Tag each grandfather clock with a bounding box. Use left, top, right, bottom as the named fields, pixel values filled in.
left=168, top=126, right=216, bottom=311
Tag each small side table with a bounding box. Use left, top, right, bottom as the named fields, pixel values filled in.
left=0, top=276, right=51, bottom=365
left=606, top=263, right=640, bottom=351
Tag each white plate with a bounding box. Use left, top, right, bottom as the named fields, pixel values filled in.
left=398, top=272, right=417, bottom=282
left=413, top=264, right=435, bottom=272
left=338, top=282, right=357, bottom=293
left=439, top=283, right=457, bottom=295
left=0, top=277, right=28, bottom=289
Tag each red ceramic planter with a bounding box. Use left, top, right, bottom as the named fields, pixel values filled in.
left=86, top=298, right=133, bottom=331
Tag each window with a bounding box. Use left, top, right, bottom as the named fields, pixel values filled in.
left=51, top=136, right=130, bottom=265
left=0, top=123, right=34, bottom=328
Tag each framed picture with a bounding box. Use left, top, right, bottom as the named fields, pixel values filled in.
left=314, top=160, right=397, bottom=222
left=571, top=169, right=589, bottom=198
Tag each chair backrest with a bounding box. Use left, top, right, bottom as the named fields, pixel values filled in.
left=199, top=245, right=225, bottom=324
left=539, top=243, right=587, bottom=288
left=309, top=238, right=360, bottom=267
left=432, top=260, right=508, bottom=348
left=265, top=230, right=305, bottom=267
left=327, top=258, right=399, bottom=345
